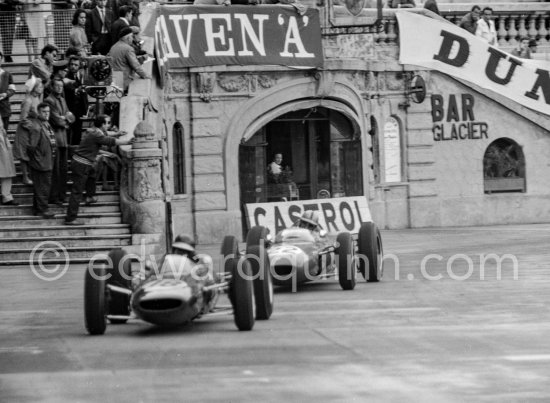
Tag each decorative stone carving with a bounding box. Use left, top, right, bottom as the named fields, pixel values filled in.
left=349, top=71, right=366, bottom=91
left=257, top=75, right=278, bottom=89
left=196, top=72, right=216, bottom=102
left=386, top=73, right=404, bottom=91
left=217, top=74, right=248, bottom=92
left=132, top=160, right=163, bottom=202
left=171, top=73, right=190, bottom=94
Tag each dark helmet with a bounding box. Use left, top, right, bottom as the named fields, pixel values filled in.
left=172, top=234, right=196, bottom=254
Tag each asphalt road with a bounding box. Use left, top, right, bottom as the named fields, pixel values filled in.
left=1, top=224, right=550, bottom=402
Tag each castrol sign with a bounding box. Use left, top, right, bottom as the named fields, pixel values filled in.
left=244, top=197, right=372, bottom=234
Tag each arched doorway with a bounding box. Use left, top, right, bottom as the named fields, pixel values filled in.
left=239, top=107, right=363, bottom=204
left=483, top=138, right=526, bottom=193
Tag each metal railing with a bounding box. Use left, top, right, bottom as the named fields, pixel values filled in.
left=0, top=9, right=73, bottom=61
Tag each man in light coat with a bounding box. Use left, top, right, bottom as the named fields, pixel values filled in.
left=476, top=7, right=498, bottom=47
left=108, top=26, right=150, bottom=92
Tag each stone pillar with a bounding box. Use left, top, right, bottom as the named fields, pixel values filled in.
left=120, top=121, right=167, bottom=255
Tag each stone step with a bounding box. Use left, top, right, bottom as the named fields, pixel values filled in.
left=0, top=202, right=120, bottom=216
left=0, top=224, right=130, bottom=239
left=0, top=245, right=119, bottom=261
left=0, top=212, right=122, bottom=227
left=0, top=235, right=132, bottom=249
left=11, top=191, right=119, bottom=204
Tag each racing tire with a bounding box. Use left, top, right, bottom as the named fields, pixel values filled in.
left=107, top=249, right=131, bottom=324
left=358, top=222, right=383, bottom=282
left=221, top=235, right=240, bottom=306
left=336, top=232, right=356, bottom=290
left=231, top=258, right=255, bottom=331
left=246, top=226, right=269, bottom=254
left=84, top=264, right=108, bottom=335
left=246, top=245, right=274, bottom=320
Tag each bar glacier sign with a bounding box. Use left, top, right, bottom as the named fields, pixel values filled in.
left=154, top=5, right=323, bottom=69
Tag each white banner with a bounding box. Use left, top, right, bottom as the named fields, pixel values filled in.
left=244, top=196, right=373, bottom=235
left=396, top=11, right=550, bottom=116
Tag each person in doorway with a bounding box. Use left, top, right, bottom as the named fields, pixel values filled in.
left=64, top=114, right=134, bottom=225
left=476, top=7, right=498, bottom=47
left=0, top=118, right=17, bottom=205
left=26, top=103, right=56, bottom=218
left=267, top=153, right=283, bottom=182
left=459, top=5, right=481, bottom=35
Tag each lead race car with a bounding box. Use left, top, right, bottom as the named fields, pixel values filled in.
left=84, top=234, right=273, bottom=335
left=245, top=211, right=384, bottom=290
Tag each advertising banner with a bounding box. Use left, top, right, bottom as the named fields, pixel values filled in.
left=244, top=196, right=373, bottom=235
left=396, top=11, right=550, bottom=116
left=154, top=5, right=323, bottom=70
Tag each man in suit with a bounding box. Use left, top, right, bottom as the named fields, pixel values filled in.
left=86, top=0, right=113, bottom=55
left=111, top=5, right=132, bottom=44
left=44, top=77, right=72, bottom=205
left=26, top=103, right=57, bottom=218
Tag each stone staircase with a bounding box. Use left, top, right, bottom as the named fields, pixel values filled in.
left=1, top=62, right=134, bottom=269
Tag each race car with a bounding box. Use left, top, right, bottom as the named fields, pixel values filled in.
left=245, top=211, right=383, bottom=290
left=84, top=234, right=273, bottom=335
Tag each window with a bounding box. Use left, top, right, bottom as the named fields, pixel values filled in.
left=369, top=116, right=380, bottom=183
left=483, top=138, right=525, bottom=193
left=382, top=117, right=402, bottom=183
left=173, top=122, right=185, bottom=194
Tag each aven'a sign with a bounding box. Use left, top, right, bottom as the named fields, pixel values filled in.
left=245, top=196, right=373, bottom=234
left=154, top=5, right=323, bottom=69
left=396, top=11, right=550, bottom=116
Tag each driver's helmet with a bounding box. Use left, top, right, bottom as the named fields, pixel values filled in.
left=299, top=211, right=320, bottom=230
left=172, top=234, right=196, bottom=255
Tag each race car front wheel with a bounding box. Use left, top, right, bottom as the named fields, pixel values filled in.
left=358, top=222, right=383, bottom=282
left=336, top=232, right=356, bottom=290
left=84, top=264, right=108, bottom=335
left=231, top=258, right=255, bottom=331
left=107, top=249, right=131, bottom=323
left=246, top=226, right=269, bottom=253
left=247, top=245, right=274, bottom=320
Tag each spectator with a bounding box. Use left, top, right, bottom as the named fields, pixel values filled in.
left=476, top=7, right=498, bottom=47
left=86, top=0, right=113, bottom=55
left=0, top=118, right=17, bottom=205
left=108, top=26, right=150, bottom=92
left=64, top=56, right=88, bottom=145
left=459, top=5, right=481, bottom=35
left=0, top=0, right=19, bottom=63
left=0, top=51, right=16, bottom=132
left=29, top=44, right=59, bottom=87
left=117, top=0, right=140, bottom=27
left=111, top=5, right=132, bottom=44
left=26, top=103, right=57, bottom=218
left=511, top=37, right=532, bottom=59
left=65, top=114, right=134, bottom=225
left=52, top=0, right=78, bottom=48
left=14, top=77, right=44, bottom=185
left=423, top=0, right=439, bottom=15
left=387, top=0, right=415, bottom=8
left=69, top=8, right=90, bottom=57
left=529, top=38, right=538, bottom=54
left=44, top=77, right=73, bottom=206
left=22, top=0, right=51, bottom=61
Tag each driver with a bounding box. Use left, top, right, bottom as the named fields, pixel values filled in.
left=171, top=234, right=214, bottom=281
left=295, top=211, right=321, bottom=232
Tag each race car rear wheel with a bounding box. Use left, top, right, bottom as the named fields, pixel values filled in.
left=221, top=235, right=239, bottom=305
left=84, top=264, right=108, bottom=335
left=246, top=226, right=269, bottom=253
left=246, top=245, right=274, bottom=320
left=107, top=248, right=131, bottom=323
left=336, top=232, right=356, bottom=290
left=231, top=258, right=255, bottom=331
left=358, top=222, right=383, bottom=282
